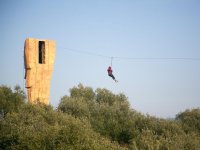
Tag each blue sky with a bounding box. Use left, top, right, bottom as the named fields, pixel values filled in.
left=1, top=0, right=200, bottom=118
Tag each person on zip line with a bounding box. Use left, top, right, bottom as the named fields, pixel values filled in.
left=107, top=66, right=118, bottom=82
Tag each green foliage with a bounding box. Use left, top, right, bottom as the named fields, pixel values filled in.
left=0, top=85, right=126, bottom=150
left=0, top=104, right=125, bottom=150
left=0, top=85, right=25, bottom=117
left=58, top=96, right=91, bottom=118
left=70, top=83, right=95, bottom=101
left=59, top=85, right=135, bottom=145
left=176, top=108, right=200, bottom=134
left=1, top=84, right=200, bottom=149
left=58, top=84, right=200, bottom=149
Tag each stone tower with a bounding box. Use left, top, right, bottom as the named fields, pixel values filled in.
left=24, top=38, right=56, bottom=104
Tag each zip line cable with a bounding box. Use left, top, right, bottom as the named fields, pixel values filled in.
left=58, top=46, right=111, bottom=59
left=113, top=57, right=200, bottom=61
left=58, top=46, right=200, bottom=61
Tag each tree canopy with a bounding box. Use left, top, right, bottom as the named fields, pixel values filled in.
left=0, top=84, right=200, bottom=149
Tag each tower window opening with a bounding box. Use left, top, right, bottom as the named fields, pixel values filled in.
left=39, top=41, right=45, bottom=64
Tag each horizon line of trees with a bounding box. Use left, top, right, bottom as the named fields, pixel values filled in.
left=0, top=84, right=200, bottom=149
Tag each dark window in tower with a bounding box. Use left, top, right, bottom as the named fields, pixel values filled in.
left=39, top=41, right=45, bottom=64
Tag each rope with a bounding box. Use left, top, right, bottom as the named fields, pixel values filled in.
left=111, top=57, right=113, bottom=67
left=58, top=46, right=200, bottom=61
left=58, top=46, right=110, bottom=59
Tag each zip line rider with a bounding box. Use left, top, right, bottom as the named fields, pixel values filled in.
left=107, top=66, right=118, bottom=82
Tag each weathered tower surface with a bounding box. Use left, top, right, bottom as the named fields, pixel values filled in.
left=24, top=38, right=56, bottom=104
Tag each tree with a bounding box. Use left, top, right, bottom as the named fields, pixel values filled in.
left=70, top=84, right=95, bottom=101
left=0, top=85, right=25, bottom=117
left=0, top=84, right=127, bottom=150
left=58, top=96, right=91, bottom=118
left=176, top=108, right=200, bottom=134
left=1, top=84, right=200, bottom=149
left=0, top=102, right=126, bottom=150
left=58, top=84, right=136, bottom=145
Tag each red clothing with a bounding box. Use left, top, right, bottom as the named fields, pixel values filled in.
left=107, top=66, right=112, bottom=75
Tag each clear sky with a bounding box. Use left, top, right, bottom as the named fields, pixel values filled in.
left=1, top=0, right=200, bottom=118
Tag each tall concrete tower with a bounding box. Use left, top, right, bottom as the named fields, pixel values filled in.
left=24, top=38, right=56, bottom=104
